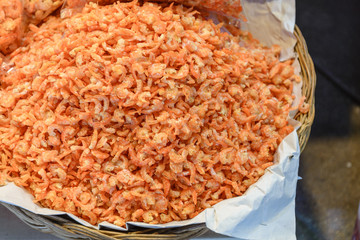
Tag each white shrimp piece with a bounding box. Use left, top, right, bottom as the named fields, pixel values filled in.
left=148, top=63, right=166, bottom=79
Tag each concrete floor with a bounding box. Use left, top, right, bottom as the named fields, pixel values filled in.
left=296, top=106, right=360, bottom=240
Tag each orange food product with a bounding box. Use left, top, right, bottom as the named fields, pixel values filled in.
left=158, top=0, right=243, bottom=18
left=66, top=0, right=117, bottom=8
left=0, top=0, right=24, bottom=54
left=23, top=0, right=65, bottom=24
left=64, top=0, right=243, bottom=19
left=0, top=1, right=300, bottom=227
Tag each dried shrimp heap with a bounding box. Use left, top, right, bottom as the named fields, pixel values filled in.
left=65, top=0, right=243, bottom=18
left=158, top=0, right=243, bottom=18
left=0, top=0, right=24, bottom=55
left=0, top=1, right=301, bottom=226
left=24, top=0, right=65, bottom=24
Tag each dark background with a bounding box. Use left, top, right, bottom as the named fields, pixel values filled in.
left=297, top=0, right=360, bottom=137
left=295, top=0, right=360, bottom=239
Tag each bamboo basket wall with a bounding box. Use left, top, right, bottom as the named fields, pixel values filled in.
left=1, top=25, right=316, bottom=240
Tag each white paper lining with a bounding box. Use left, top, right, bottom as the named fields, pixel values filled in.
left=0, top=1, right=301, bottom=239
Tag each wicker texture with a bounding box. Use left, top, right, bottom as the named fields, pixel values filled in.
left=1, top=25, right=316, bottom=240
left=293, top=25, right=316, bottom=152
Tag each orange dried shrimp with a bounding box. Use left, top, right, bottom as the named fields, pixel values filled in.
left=157, top=0, right=243, bottom=18
left=62, top=0, right=118, bottom=18
left=66, top=0, right=117, bottom=8
left=0, top=0, right=24, bottom=54
left=0, top=1, right=299, bottom=227
left=24, top=0, right=65, bottom=24
left=64, top=0, right=243, bottom=19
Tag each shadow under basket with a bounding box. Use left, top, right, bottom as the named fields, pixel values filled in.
left=1, top=25, right=316, bottom=240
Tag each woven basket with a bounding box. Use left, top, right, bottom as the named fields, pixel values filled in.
left=1, top=25, right=316, bottom=240
left=293, top=25, right=316, bottom=152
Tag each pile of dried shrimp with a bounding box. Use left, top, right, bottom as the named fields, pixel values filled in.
left=0, top=0, right=24, bottom=54
left=0, top=1, right=307, bottom=226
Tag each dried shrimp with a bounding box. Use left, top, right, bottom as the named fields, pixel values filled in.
left=0, top=1, right=302, bottom=227
left=24, top=0, right=65, bottom=24
left=0, top=0, right=24, bottom=54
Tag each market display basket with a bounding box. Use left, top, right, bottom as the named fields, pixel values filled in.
left=1, top=25, right=316, bottom=240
